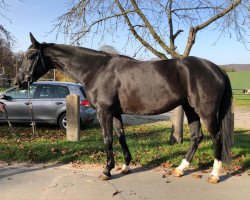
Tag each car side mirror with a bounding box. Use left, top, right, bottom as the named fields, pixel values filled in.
left=0, top=94, right=12, bottom=100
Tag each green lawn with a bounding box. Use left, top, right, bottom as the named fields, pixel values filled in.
left=228, top=71, right=250, bottom=108
left=0, top=123, right=249, bottom=173
left=228, top=71, right=250, bottom=89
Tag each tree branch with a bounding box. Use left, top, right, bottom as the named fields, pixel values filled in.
left=173, top=30, right=184, bottom=40
left=172, top=6, right=216, bottom=13
left=168, top=0, right=175, bottom=51
left=115, top=0, right=167, bottom=59
left=183, top=0, right=242, bottom=56
left=71, top=10, right=136, bottom=44
left=130, top=0, right=181, bottom=58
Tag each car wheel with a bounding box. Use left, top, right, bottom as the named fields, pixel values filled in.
left=58, top=113, right=67, bottom=130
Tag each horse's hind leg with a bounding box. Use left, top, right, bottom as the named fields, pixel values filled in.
left=113, top=114, right=132, bottom=173
left=204, top=117, right=222, bottom=184
left=173, top=102, right=203, bottom=177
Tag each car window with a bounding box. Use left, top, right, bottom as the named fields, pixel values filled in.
left=37, top=85, right=70, bottom=99
left=67, top=85, right=85, bottom=98
left=59, top=86, right=70, bottom=98
left=79, top=87, right=87, bottom=98
left=5, top=85, right=37, bottom=99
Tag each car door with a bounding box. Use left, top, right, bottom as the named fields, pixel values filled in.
left=32, top=84, right=69, bottom=122
left=0, top=85, right=38, bottom=122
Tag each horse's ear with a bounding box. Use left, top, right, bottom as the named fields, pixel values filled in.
left=29, top=32, right=40, bottom=48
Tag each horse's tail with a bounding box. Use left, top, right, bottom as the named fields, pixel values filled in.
left=219, top=73, right=234, bottom=164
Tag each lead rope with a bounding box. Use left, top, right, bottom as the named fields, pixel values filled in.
left=28, top=81, right=36, bottom=137
left=0, top=107, right=14, bottom=135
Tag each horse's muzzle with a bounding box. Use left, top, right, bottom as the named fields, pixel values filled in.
left=14, top=80, right=28, bottom=90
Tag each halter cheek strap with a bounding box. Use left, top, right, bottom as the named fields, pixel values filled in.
left=24, top=47, right=47, bottom=82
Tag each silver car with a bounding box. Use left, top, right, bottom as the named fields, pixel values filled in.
left=0, top=81, right=96, bottom=129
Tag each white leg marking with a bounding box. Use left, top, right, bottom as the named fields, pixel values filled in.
left=210, top=159, right=222, bottom=177
left=177, top=159, right=190, bottom=172
left=121, top=164, right=131, bottom=173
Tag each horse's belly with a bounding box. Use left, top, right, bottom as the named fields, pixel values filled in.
left=119, top=92, right=179, bottom=115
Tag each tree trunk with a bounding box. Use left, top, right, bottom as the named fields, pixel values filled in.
left=169, top=106, right=184, bottom=143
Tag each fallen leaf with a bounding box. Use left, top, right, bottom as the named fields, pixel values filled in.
left=201, top=169, right=211, bottom=173
left=193, top=174, right=203, bottom=179
left=116, top=166, right=121, bottom=171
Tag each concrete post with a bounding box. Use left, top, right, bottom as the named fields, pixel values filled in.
left=66, top=94, right=80, bottom=142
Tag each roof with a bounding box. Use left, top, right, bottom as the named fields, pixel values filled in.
left=36, top=81, right=83, bottom=87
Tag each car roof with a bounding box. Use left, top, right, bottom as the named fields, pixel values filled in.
left=35, top=81, right=83, bottom=87
left=0, top=81, right=84, bottom=95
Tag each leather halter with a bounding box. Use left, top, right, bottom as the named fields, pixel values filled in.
left=20, top=46, right=47, bottom=83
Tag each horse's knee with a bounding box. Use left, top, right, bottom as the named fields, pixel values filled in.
left=190, top=132, right=204, bottom=143
left=189, top=121, right=203, bottom=142
left=103, top=136, right=113, bottom=148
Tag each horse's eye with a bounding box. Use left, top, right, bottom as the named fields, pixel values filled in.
left=26, top=50, right=37, bottom=59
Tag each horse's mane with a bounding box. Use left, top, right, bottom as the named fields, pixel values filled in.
left=42, top=42, right=136, bottom=61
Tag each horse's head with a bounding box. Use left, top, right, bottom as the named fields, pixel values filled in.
left=14, top=33, right=50, bottom=89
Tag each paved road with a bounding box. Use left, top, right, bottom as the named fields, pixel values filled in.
left=0, top=163, right=249, bottom=200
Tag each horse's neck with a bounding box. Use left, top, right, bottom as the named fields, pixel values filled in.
left=45, top=44, right=109, bottom=84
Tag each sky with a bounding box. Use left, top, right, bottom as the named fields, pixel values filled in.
left=2, top=0, right=250, bottom=65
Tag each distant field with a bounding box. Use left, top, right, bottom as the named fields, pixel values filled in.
left=228, top=71, right=250, bottom=89
left=228, top=71, right=250, bottom=108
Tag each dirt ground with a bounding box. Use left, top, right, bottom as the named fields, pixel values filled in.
left=234, top=108, right=250, bottom=129
left=121, top=107, right=250, bottom=130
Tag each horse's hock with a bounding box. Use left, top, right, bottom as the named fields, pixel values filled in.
left=66, top=94, right=80, bottom=142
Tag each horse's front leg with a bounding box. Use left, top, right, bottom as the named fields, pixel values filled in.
left=97, top=109, right=114, bottom=180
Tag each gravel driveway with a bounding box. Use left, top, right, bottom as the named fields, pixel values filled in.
left=121, top=108, right=250, bottom=129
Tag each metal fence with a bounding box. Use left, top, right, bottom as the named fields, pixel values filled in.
left=232, top=89, right=250, bottom=95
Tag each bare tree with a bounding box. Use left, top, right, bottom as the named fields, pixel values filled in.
left=53, top=0, right=249, bottom=143
left=0, top=0, right=15, bottom=45
left=0, top=38, right=23, bottom=85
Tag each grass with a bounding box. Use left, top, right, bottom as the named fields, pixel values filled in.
left=228, top=71, right=250, bottom=108
left=0, top=122, right=249, bottom=172
left=228, top=71, right=250, bottom=89
left=0, top=86, right=10, bottom=93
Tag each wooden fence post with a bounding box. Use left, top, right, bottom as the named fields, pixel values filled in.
left=66, top=94, right=80, bottom=142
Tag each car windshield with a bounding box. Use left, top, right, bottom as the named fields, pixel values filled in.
left=5, top=85, right=37, bottom=99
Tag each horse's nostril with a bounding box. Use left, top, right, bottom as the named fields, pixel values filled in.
left=14, top=82, right=20, bottom=88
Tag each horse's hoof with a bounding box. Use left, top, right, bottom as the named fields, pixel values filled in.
left=172, top=168, right=184, bottom=177
left=121, top=164, right=131, bottom=174
left=98, top=173, right=110, bottom=181
left=207, top=175, right=220, bottom=184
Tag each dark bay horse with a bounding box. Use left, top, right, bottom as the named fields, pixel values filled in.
left=14, top=33, right=234, bottom=184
